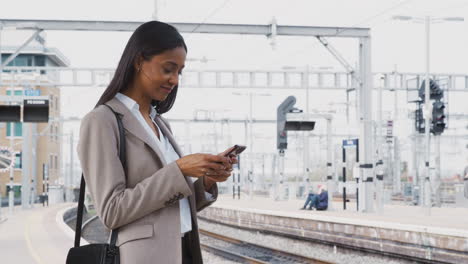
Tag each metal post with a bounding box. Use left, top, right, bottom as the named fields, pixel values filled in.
left=423, top=16, right=432, bottom=215
left=261, top=153, right=265, bottom=191
left=9, top=72, right=17, bottom=211
left=8, top=120, right=14, bottom=211
left=393, top=68, right=401, bottom=194
left=41, top=163, right=49, bottom=206
left=304, top=65, right=310, bottom=196
left=412, top=134, right=419, bottom=204
left=394, top=137, right=401, bottom=193
left=326, top=118, right=334, bottom=211
left=375, top=73, right=384, bottom=214
left=232, top=155, right=241, bottom=199
left=67, top=131, right=74, bottom=202
left=42, top=163, right=45, bottom=193
left=278, top=150, right=285, bottom=200
left=21, top=123, right=31, bottom=209
left=342, top=146, right=346, bottom=210
left=152, top=0, right=159, bottom=20
left=434, top=135, right=441, bottom=207
left=248, top=93, right=253, bottom=200
left=237, top=156, right=241, bottom=199
left=356, top=139, right=360, bottom=211
left=359, top=36, right=375, bottom=213
left=243, top=119, right=248, bottom=194
left=272, top=153, right=277, bottom=200
left=232, top=168, right=235, bottom=199
left=30, top=123, right=38, bottom=204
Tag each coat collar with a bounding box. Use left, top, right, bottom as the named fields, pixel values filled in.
left=103, top=97, right=185, bottom=163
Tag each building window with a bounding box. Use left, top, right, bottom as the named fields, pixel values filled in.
left=14, top=152, right=22, bottom=169
left=49, top=123, right=59, bottom=142
left=49, top=154, right=54, bottom=170
left=54, top=155, right=58, bottom=170
left=6, top=122, right=22, bottom=137
left=6, top=90, right=23, bottom=96
left=1, top=55, right=34, bottom=67
left=34, top=55, right=46, bottom=66
left=55, top=97, right=59, bottom=111
left=50, top=94, right=54, bottom=110
left=15, top=56, right=27, bottom=66
left=49, top=123, right=54, bottom=141
left=55, top=124, right=59, bottom=141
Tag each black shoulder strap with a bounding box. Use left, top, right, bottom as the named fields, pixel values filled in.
left=74, top=104, right=126, bottom=248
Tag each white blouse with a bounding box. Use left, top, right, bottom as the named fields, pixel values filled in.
left=115, top=92, right=214, bottom=236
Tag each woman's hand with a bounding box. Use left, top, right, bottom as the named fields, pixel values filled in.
left=176, top=153, right=231, bottom=178
left=218, top=146, right=239, bottom=165
left=202, top=147, right=240, bottom=189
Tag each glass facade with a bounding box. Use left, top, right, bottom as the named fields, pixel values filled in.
left=1, top=54, right=45, bottom=67
left=14, top=152, right=22, bottom=169
left=6, top=122, right=22, bottom=137
left=6, top=90, right=23, bottom=96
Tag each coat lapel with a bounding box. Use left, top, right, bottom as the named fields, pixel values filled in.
left=105, top=97, right=196, bottom=210
left=104, top=97, right=168, bottom=165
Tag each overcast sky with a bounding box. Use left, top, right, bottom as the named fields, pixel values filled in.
left=2, top=0, right=468, bottom=72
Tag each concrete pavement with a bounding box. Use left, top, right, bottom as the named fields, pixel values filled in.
left=0, top=203, right=76, bottom=264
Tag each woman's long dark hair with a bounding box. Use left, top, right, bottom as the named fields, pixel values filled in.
left=94, top=21, right=187, bottom=114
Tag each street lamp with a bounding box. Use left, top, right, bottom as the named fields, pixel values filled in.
left=392, top=15, right=464, bottom=215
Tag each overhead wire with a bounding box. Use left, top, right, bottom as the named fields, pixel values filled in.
left=186, top=0, right=231, bottom=37
left=283, top=0, right=414, bottom=67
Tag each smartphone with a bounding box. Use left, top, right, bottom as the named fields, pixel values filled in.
left=224, top=144, right=247, bottom=157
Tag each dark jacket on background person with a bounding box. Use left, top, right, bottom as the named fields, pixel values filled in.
left=317, top=191, right=328, bottom=210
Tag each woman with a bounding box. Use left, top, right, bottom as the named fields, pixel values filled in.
left=77, top=21, right=237, bottom=264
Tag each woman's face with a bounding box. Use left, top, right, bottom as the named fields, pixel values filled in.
left=137, top=46, right=186, bottom=102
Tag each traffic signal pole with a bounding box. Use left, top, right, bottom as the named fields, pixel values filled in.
left=423, top=16, right=432, bottom=216
left=359, top=36, right=375, bottom=213
left=434, top=135, right=441, bottom=207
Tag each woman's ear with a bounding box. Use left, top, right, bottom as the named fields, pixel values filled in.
left=133, top=54, right=143, bottom=72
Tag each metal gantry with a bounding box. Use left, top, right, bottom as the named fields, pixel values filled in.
left=2, top=66, right=468, bottom=91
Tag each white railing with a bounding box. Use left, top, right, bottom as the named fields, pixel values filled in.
left=0, top=67, right=467, bottom=91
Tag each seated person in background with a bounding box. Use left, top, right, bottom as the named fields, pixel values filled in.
left=314, top=187, right=328, bottom=211
left=301, top=184, right=327, bottom=210
left=301, top=185, right=318, bottom=210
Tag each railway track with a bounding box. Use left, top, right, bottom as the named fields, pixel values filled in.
left=199, top=228, right=334, bottom=264
left=198, top=216, right=455, bottom=264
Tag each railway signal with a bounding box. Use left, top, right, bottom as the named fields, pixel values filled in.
left=431, top=100, right=446, bottom=135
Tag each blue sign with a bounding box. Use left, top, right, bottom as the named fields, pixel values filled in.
left=342, top=139, right=358, bottom=148
left=24, top=90, right=41, bottom=96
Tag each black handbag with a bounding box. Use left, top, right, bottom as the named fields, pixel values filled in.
left=66, top=104, right=126, bottom=264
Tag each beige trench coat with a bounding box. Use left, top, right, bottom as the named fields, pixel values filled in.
left=77, top=97, right=217, bottom=263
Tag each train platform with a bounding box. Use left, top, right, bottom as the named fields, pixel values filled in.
left=199, top=194, right=468, bottom=263
left=212, top=194, right=468, bottom=230
left=0, top=203, right=80, bottom=264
